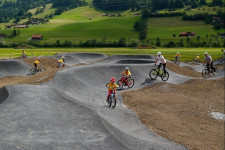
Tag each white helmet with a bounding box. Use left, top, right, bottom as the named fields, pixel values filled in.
left=37, top=57, right=40, bottom=60
left=204, top=52, right=208, bottom=55
left=125, top=67, right=129, bottom=70
left=177, top=52, right=180, bottom=54
left=196, top=54, right=199, bottom=56
left=157, top=52, right=161, bottom=55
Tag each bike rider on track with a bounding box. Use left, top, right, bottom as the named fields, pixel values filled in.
left=203, top=52, right=214, bottom=71
left=221, top=49, right=225, bottom=58
left=34, top=58, right=41, bottom=71
left=57, top=57, right=65, bottom=68
left=174, top=52, right=181, bottom=62
left=121, top=67, right=131, bottom=85
left=106, top=77, right=119, bottom=102
left=155, top=52, right=167, bottom=75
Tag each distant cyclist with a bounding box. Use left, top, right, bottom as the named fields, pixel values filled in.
left=106, top=77, right=119, bottom=101
left=221, top=49, right=225, bottom=58
left=155, top=52, right=167, bottom=75
left=34, top=58, right=41, bottom=71
left=57, top=57, right=65, bottom=68
left=61, top=55, right=65, bottom=63
left=121, top=67, right=131, bottom=83
left=21, top=50, right=27, bottom=58
left=174, top=52, right=181, bottom=62
left=203, top=52, right=214, bottom=71
left=195, top=54, right=200, bottom=63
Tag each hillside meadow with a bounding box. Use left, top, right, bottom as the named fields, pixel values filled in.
left=0, top=6, right=224, bottom=46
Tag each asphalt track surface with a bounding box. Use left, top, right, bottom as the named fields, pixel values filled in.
left=0, top=53, right=224, bottom=150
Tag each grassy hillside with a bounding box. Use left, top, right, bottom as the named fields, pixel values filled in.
left=0, top=6, right=140, bottom=43
left=0, top=5, right=224, bottom=47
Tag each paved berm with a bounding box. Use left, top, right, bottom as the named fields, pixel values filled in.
left=0, top=53, right=224, bottom=150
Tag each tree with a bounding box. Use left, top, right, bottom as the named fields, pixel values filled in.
left=118, top=38, right=126, bottom=47
left=212, top=0, right=223, bottom=7
left=199, top=0, right=207, bottom=5
left=156, top=37, right=161, bottom=47
left=174, top=0, right=184, bottom=8
left=191, top=1, right=199, bottom=8
left=139, top=30, right=147, bottom=41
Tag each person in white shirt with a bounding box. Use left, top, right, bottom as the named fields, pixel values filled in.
left=203, top=52, right=214, bottom=71
left=155, top=52, right=167, bottom=74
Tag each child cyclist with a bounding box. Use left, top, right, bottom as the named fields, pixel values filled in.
left=155, top=52, right=167, bottom=75
left=34, top=58, right=40, bottom=71
left=106, top=77, right=119, bottom=101
left=121, top=67, right=131, bottom=84
left=57, top=57, right=65, bottom=68
left=174, top=52, right=181, bottom=62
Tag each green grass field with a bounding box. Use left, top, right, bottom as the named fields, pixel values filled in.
left=0, top=47, right=223, bottom=62
left=0, top=5, right=224, bottom=47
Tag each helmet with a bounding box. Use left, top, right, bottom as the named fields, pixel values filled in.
left=37, top=57, right=40, bottom=60
left=222, top=49, right=225, bottom=52
left=157, top=52, right=161, bottom=55
left=196, top=54, right=199, bottom=56
left=204, top=52, right=208, bottom=55
left=177, top=52, right=180, bottom=54
left=125, top=67, right=129, bottom=70
left=110, top=77, right=115, bottom=82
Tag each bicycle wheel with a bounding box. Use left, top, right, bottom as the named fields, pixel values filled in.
left=127, top=79, right=135, bottom=88
left=30, top=68, right=36, bottom=75
left=202, top=69, right=211, bottom=78
left=117, top=80, right=123, bottom=90
left=111, top=97, right=117, bottom=108
left=161, top=71, right=169, bottom=81
left=108, top=98, right=111, bottom=107
left=212, top=67, right=218, bottom=75
left=177, top=59, right=180, bottom=65
left=149, top=69, right=158, bottom=80
left=218, top=57, right=224, bottom=62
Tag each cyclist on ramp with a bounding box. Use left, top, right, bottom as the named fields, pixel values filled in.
left=155, top=52, right=167, bottom=75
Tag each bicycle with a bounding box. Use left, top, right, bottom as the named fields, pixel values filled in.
left=117, top=75, right=135, bottom=90
left=30, top=65, right=46, bottom=75
left=107, top=92, right=117, bottom=108
left=202, top=65, right=218, bottom=78
left=173, top=57, right=180, bottom=65
left=217, top=56, right=225, bottom=62
left=149, top=65, right=169, bottom=81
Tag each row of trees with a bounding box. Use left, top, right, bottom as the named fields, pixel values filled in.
left=93, top=0, right=224, bottom=11
left=155, top=37, right=225, bottom=48
left=27, top=38, right=138, bottom=48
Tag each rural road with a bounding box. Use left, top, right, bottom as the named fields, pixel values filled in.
left=0, top=53, right=224, bottom=150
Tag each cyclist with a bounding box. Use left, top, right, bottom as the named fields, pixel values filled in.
left=34, top=58, right=41, bottom=71
left=121, top=67, right=131, bottom=85
left=195, top=54, right=200, bottom=63
left=21, top=50, right=27, bottom=58
left=61, top=55, right=65, bottom=63
left=57, top=57, right=65, bottom=68
left=106, top=77, right=119, bottom=101
left=174, top=52, right=181, bottom=62
left=203, top=52, right=214, bottom=71
left=155, top=52, right=167, bottom=75
left=221, top=49, right=225, bottom=58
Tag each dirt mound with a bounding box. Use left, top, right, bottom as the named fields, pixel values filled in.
left=121, top=78, right=225, bottom=150
left=167, top=62, right=202, bottom=78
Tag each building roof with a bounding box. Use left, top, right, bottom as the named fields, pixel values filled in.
left=31, top=35, right=42, bottom=39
